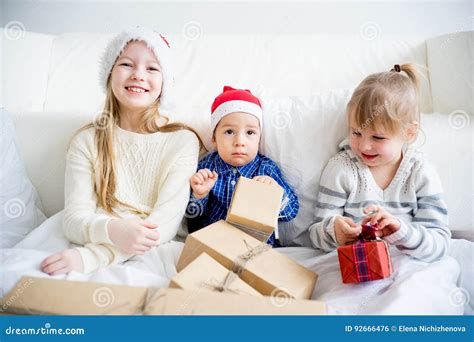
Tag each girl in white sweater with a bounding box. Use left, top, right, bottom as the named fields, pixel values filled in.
left=40, top=27, right=200, bottom=274
left=308, top=64, right=450, bottom=262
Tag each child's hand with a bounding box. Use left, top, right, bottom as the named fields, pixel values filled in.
left=107, top=219, right=160, bottom=255
left=252, top=175, right=278, bottom=185
left=334, top=216, right=361, bottom=246
left=190, top=169, right=218, bottom=199
left=41, top=248, right=84, bottom=275
left=362, top=205, right=401, bottom=238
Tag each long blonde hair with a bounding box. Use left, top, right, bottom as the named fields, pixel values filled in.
left=73, top=77, right=204, bottom=216
left=347, top=63, right=420, bottom=138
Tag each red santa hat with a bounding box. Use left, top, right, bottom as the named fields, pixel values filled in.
left=211, top=86, right=263, bottom=132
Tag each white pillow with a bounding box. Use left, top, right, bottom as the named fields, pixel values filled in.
left=1, top=29, right=54, bottom=112
left=0, top=108, right=46, bottom=247
left=427, top=31, right=473, bottom=115
left=416, top=112, right=473, bottom=232
left=260, top=89, right=353, bottom=246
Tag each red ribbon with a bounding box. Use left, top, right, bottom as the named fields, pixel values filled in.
left=351, top=222, right=379, bottom=282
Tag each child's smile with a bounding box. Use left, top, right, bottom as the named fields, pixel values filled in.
left=125, top=85, right=149, bottom=95
left=348, top=120, right=405, bottom=169
left=361, top=152, right=379, bottom=161
left=111, top=41, right=163, bottom=116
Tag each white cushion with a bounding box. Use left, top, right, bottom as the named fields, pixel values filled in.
left=427, top=31, right=473, bottom=115
left=11, top=111, right=92, bottom=217
left=173, top=34, right=433, bottom=116
left=260, top=89, right=352, bottom=246
left=419, top=112, right=473, bottom=232
left=0, top=108, right=46, bottom=247
left=44, top=33, right=113, bottom=113
left=34, top=32, right=433, bottom=115
left=1, top=29, right=54, bottom=112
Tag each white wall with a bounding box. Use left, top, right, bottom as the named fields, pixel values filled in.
left=1, top=0, right=472, bottom=39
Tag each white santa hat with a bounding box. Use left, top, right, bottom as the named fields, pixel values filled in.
left=211, top=86, right=263, bottom=132
left=99, top=26, right=174, bottom=115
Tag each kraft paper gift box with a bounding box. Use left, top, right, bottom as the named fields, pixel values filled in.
left=177, top=220, right=317, bottom=299
left=337, top=239, right=393, bottom=284
left=2, top=277, right=326, bottom=316
left=144, top=288, right=327, bottom=315
left=169, top=253, right=262, bottom=297
left=226, top=176, right=284, bottom=241
left=0, top=277, right=148, bottom=315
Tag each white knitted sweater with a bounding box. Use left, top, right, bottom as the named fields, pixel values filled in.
left=308, top=138, right=450, bottom=262
left=63, top=125, right=199, bottom=273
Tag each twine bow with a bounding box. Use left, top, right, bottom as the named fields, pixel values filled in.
left=203, top=240, right=270, bottom=293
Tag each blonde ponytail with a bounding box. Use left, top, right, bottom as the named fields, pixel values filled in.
left=347, top=63, right=421, bottom=137
left=391, top=63, right=420, bottom=92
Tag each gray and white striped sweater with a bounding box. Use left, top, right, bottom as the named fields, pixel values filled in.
left=308, top=138, right=450, bottom=262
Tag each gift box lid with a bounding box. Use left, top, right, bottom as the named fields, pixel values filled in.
left=170, top=252, right=262, bottom=297
left=226, top=177, right=284, bottom=241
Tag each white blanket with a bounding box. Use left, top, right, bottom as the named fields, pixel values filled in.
left=1, top=211, right=471, bottom=315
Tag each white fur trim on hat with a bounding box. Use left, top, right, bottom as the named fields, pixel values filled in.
left=99, top=26, right=175, bottom=115
left=211, top=100, right=263, bottom=132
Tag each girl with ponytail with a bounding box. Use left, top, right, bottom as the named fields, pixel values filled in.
left=308, top=64, right=450, bottom=262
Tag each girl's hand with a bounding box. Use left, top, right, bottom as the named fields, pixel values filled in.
left=41, top=248, right=84, bottom=275
left=190, top=169, right=218, bottom=199
left=252, top=175, right=277, bottom=186
left=362, top=205, right=401, bottom=238
left=334, top=216, right=361, bottom=246
left=107, top=219, right=160, bottom=255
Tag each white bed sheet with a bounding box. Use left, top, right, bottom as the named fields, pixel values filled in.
left=0, top=211, right=471, bottom=315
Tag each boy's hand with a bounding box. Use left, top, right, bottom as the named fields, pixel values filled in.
left=362, top=205, right=401, bottom=238
left=41, top=248, right=84, bottom=275
left=334, top=216, right=361, bottom=246
left=190, top=169, right=218, bottom=199
left=253, top=175, right=277, bottom=185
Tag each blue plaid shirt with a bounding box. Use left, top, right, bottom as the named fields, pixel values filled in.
left=186, top=152, right=299, bottom=246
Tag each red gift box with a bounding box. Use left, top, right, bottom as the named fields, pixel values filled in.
left=337, top=239, right=393, bottom=284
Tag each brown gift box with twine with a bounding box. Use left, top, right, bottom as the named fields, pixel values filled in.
left=169, top=253, right=262, bottom=297
left=0, top=277, right=148, bottom=315
left=226, top=177, right=284, bottom=242
left=176, top=220, right=317, bottom=299
left=145, top=288, right=326, bottom=315
left=1, top=277, right=325, bottom=315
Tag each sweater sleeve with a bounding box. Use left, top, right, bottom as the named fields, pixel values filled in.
left=308, top=153, right=355, bottom=252
left=383, top=161, right=451, bottom=262
left=62, top=129, right=115, bottom=246
left=146, top=130, right=200, bottom=245
left=75, top=243, right=132, bottom=274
